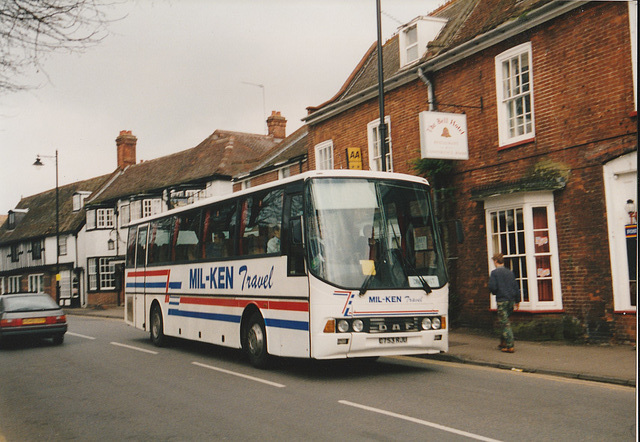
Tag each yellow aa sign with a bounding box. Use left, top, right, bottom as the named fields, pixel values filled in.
left=347, top=147, right=362, bottom=170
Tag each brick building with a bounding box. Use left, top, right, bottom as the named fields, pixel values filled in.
left=304, top=0, right=637, bottom=342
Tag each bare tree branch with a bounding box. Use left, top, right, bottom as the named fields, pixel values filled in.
left=0, top=0, right=113, bottom=94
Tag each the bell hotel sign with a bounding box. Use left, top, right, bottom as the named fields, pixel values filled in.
left=419, top=111, right=469, bottom=160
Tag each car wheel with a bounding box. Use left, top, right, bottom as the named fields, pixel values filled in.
left=52, top=334, right=64, bottom=345
left=243, top=312, right=270, bottom=368
left=150, top=305, right=166, bottom=347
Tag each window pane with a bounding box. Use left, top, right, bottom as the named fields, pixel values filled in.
left=148, top=218, right=173, bottom=265
left=239, top=189, right=283, bottom=256
left=202, top=202, right=236, bottom=259
left=171, top=211, right=201, bottom=262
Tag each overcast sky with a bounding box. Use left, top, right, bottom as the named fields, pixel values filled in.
left=0, top=0, right=443, bottom=214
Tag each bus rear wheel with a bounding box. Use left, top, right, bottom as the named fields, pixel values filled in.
left=244, top=312, right=270, bottom=368
left=150, top=305, right=166, bottom=347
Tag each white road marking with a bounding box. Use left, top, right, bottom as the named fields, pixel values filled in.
left=66, top=332, right=96, bottom=340
left=339, top=400, right=502, bottom=442
left=192, top=362, right=285, bottom=388
left=110, top=342, right=158, bottom=354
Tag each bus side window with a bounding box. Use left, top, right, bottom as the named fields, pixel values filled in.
left=172, top=210, right=201, bottom=262
left=136, top=226, right=148, bottom=268
left=286, top=193, right=306, bottom=276
left=202, top=202, right=236, bottom=259
left=126, top=226, right=137, bottom=267
left=239, top=189, right=283, bottom=256
left=148, top=218, right=172, bottom=265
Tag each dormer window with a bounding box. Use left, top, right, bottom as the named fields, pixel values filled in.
left=73, top=191, right=91, bottom=211
left=404, top=25, right=419, bottom=64
left=398, top=16, right=447, bottom=68
left=8, top=212, right=15, bottom=229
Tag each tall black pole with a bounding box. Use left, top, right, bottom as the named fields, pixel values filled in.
left=55, top=150, right=60, bottom=304
left=376, top=0, right=388, bottom=171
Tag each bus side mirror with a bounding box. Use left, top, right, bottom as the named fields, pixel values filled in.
left=291, top=217, right=303, bottom=245
left=455, top=219, right=464, bottom=244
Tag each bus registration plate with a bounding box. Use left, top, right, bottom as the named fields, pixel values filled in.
left=379, top=337, right=407, bottom=344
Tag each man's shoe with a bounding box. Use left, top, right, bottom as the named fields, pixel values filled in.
left=501, top=347, right=515, bottom=353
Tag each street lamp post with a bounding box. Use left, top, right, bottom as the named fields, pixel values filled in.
left=33, top=150, right=60, bottom=304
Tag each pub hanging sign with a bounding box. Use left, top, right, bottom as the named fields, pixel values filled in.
left=419, top=111, right=469, bottom=160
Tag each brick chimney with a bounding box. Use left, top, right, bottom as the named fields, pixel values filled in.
left=116, top=130, right=137, bottom=169
left=266, top=111, right=286, bottom=139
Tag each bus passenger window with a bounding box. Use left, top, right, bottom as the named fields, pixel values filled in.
left=171, top=210, right=201, bottom=262
left=147, top=218, right=172, bottom=265
left=239, top=189, right=283, bottom=256
left=202, top=202, right=236, bottom=259
left=126, top=227, right=137, bottom=267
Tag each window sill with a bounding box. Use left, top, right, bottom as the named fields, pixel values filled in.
left=498, top=137, right=535, bottom=151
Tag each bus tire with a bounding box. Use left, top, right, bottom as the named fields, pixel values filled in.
left=150, top=304, right=167, bottom=347
left=244, top=312, right=270, bottom=369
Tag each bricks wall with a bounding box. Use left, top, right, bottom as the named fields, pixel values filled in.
left=308, top=2, right=637, bottom=341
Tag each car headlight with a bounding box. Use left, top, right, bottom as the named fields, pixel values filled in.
left=352, top=319, right=364, bottom=332
left=421, top=317, right=432, bottom=330
left=432, top=317, right=441, bottom=330
left=337, top=319, right=350, bottom=333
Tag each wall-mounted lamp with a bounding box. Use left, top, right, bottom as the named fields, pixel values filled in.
left=107, top=238, right=115, bottom=250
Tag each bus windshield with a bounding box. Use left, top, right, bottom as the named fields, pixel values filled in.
left=305, top=177, right=447, bottom=291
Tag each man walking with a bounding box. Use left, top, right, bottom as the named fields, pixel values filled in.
left=489, top=253, right=520, bottom=353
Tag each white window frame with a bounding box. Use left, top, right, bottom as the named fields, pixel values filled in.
left=88, top=257, right=116, bottom=291
left=96, top=208, right=115, bottom=229
left=367, top=117, right=393, bottom=172
left=495, top=42, right=535, bottom=148
left=278, top=166, right=291, bottom=180
left=119, top=203, right=130, bottom=228
left=58, top=236, right=68, bottom=256
left=485, top=191, right=562, bottom=312
left=603, top=151, right=637, bottom=313
left=314, top=140, right=334, bottom=170
left=0, top=277, right=5, bottom=295
left=8, top=275, right=20, bottom=293
left=28, top=274, right=44, bottom=293
left=403, top=24, right=419, bottom=65
left=86, top=209, right=96, bottom=230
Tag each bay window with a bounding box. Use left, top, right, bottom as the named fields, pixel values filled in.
left=485, top=192, right=562, bottom=311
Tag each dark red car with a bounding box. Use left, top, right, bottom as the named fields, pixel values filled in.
left=0, top=293, right=67, bottom=346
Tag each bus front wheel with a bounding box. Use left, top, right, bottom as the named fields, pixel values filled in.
left=150, top=304, right=167, bottom=347
left=244, top=312, right=270, bottom=368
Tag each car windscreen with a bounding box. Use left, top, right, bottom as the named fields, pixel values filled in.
left=2, top=295, right=60, bottom=313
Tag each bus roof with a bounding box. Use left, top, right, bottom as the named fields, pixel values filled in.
left=127, top=170, right=430, bottom=226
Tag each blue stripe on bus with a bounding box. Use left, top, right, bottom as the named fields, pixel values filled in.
left=124, top=282, right=183, bottom=289
left=167, top=309, right=309, bottom=331
left=265, top=318, right=309, bottom=331
left=168, top=309, right=240, bottom=323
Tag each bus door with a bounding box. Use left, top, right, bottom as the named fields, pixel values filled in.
left=133, top=225, right=149, bottom=329
left=283, top=186, right=306, bottom=277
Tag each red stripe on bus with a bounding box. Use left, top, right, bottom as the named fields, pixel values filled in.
left=178, top=297, right=309, bottom=312
left=127, top=269, right=170, bottom=277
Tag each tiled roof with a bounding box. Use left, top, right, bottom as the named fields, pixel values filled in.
left=307, top=0, right=553, bottom=113
left=89, top=130, right=282, bottom=205
left=254, top=125, right=308, bottom=170
left=0, top=174, right=112, bottom=244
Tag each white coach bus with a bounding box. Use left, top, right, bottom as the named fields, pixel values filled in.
left=124, top=170, right=449, bottom=367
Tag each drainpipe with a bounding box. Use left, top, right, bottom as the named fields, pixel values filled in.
left=417, top=67, right=440, bottom=219
left=417, top=67, right=435, bottom=111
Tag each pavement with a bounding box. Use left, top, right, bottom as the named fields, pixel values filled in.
left=66, top=306, right=637, bottom=387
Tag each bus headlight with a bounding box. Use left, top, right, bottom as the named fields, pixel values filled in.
left=352, top=319, right=364, bottom=332
left=421, top=317, right=432, bottom=330
left=337, top=320, right=350, bottom=333
left=432, top=317, right=441, bottom=330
